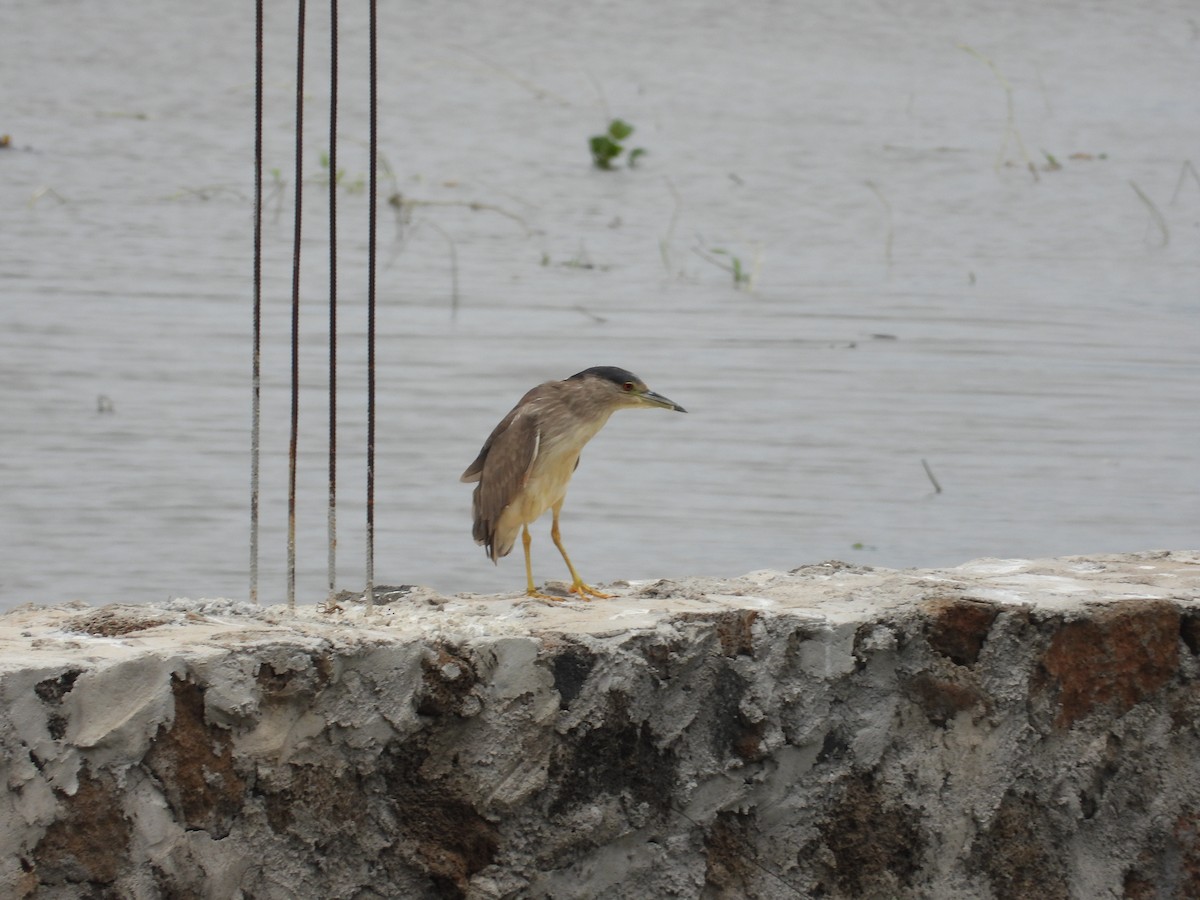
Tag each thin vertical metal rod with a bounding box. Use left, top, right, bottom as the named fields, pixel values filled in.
left=327, top=0, right=339, bottom=603
left=287, top=0, right=307, bottom=613
left=250, top=0, right=264, bottom=604
left=365, top=0, right=378, bottom=611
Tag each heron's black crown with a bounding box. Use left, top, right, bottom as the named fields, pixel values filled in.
left=567, top=366, right=641, bottom=385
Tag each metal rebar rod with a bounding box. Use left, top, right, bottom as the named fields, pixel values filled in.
left=287, top=0, right=307, bottom=613
left=250, top=0, right=264, bottom=605
left=365, top=0, right=378, bottom=611
left=327, top=0, right=339, bottom=604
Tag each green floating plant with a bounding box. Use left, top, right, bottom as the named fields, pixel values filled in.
left=590, top=119, right=645, bottom=171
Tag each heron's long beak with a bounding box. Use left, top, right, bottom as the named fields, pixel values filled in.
left=640, top=389, right=687, bottom=413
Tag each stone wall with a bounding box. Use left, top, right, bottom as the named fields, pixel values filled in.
left=3, top=552, right=1199, bottom=899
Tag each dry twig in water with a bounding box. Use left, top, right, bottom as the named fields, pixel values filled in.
left=1170, top=160, right=1200, bottom=206
left=1130, top=181, right=1169, bottom=247
left=922, top=458, right=943, bottom=494
left=659, top=177, right=683, bottom=276
left=957, top=43, right=1039, bottom=182
left=449, top=45, right=572, bottom=106
left=864, top=180, right=894, bottom=270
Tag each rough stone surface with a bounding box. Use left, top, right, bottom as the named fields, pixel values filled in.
left=2, top=551, right=1199, bottom=899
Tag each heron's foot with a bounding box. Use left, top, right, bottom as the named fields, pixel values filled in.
left=525, top=587, right=566, bottom=602
left=569, top=580, right=612, bottom=600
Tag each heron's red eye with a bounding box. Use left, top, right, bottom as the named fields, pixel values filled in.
left=622, top=382, right=635, bottom=392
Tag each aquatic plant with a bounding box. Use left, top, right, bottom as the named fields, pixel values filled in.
left=692, top=240, right=761, bottom=290
left=316, top=151, right=365, bottom=193
left=590, top=119, right=645, bottom=170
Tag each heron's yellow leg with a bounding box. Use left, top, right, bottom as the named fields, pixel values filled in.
left=522, top=524, right=560, bottom=601
left=550, top=506, right=611, bottom=599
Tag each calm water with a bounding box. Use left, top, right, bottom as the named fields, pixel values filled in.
left=2, top=0, right=1198, bottom=609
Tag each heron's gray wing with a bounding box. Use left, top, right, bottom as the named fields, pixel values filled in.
left=460, top=410, right=514, bottom=483
left=470, top=408, right=541, bottom=557
left=460, top=385, right=547, bottom=483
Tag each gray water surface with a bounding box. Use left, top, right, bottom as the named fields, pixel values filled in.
left=2, top=0, right=1197, bottom=608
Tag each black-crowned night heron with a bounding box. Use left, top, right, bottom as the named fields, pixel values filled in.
left=461, top=366, right=686, bottom=600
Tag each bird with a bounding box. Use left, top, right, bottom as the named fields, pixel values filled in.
left=461, top=366, right=686, bottom=600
